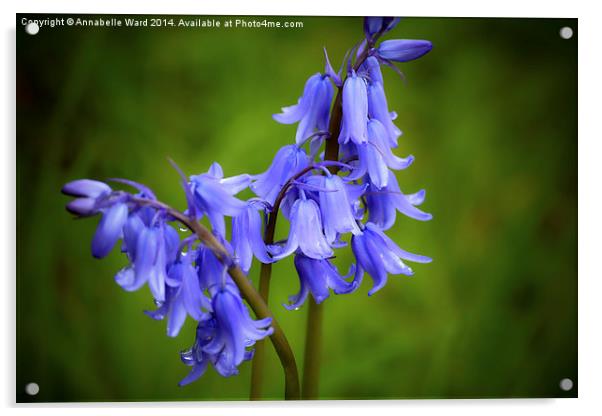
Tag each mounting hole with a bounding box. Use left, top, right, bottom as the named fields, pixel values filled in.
left=25, top=22, right=39, bottom=36
left=559, top=378, right=573, bottom=391
left=559, top=26, right=573, bottom=40
left=25, top=382, right=39, bottom=396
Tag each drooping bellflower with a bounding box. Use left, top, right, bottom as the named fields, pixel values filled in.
left=270, top=189, right=333, bottom=260
left=338, top=71, right=369, bottom=145
left=189, top=162, right=251, bottom=237
left=273, top=73, right=334, bottom=145
left=351, top=222, right=431, bottom=295
left=250, top=144, right=309, bottom=205
left=231, top=200, right=274, bottom=274
left=285, top=254, right=359, bottom=310
left=366, top=170, right=432, bottom=230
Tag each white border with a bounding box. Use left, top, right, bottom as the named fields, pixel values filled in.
left=3, top=1, right=601, bottom=415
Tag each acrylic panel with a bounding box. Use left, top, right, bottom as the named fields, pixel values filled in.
left=16, top=14, right=577, bottom=402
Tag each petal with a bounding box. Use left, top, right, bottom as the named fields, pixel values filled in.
left=377, top=39, right=433, bottom=62
left=338, top=72, right=368, bottom=145
left=366, top=222, right=432, bottom=263
left=167, top=295, right=188, bottom=337
left=273, top=73, right=321, bottom=124
left=62, top=179, right=111, bottom=198
left=220, top=174, right=252, bottom=195
left=407, top=189, right=426, bottom=206
left=66, top=197, right=97, bottom=217
left=358, top=143, right=389, bottom=189
left=208, top=162, right=224, bottom=179
left=385, top=173, right=432, bottom=221
left=351, top=233, right=387, bottom=295
left=231, top=213, right=253, bottom=273
left=246, top=207, right=275, bottom=265
left=91, top=203, right=128, bottom=258
left=115, top=266, right=147, bottom=292
left=367, top=82, right=401, bottom=147
left=178, top=361, right=209, bottom=387
left=296, top=199, right=333, bottom=259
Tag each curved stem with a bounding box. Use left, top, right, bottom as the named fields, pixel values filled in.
left=249, top=160, right=340, bottom=399
left=131, top=197, right=301, bottom=400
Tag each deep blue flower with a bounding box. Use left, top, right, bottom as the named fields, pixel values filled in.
left=62, top=179, right=112, bottom=217
left=273, top=73, right=334, bottom=145
left=144, top=251, right=212, bottom=337
left=179, top=318, right=219, bottom=385
left=363, top=57, right=403, bottom=147
left=250, top=144, right=309, bottom=205
left=363, top=17, right=401, bottom=38
left=202, top=285, right=273, bottom=377
left=376, top=39, right=433, bottom=63
left=366, top=170, right=432, bottom=230
left=351, top=119, right=414, bottom=189
left=88, top=202, right=129, bottom=259
left=189, top=162, right=251, bottom=236
left=196, top=236, right=236, bottom=295
left=338, top=71, right=368, bottom=145
left=304, top=173, right=361, bottom=244
left=231, top=200, right=274, bottom=274
left=121, top=221, right=179, bottom=302
left=62, top=179, right=130, bottom=258
left=270, top=189, right=333, bottom=260
left=285, top=254, right=359, bottom=310
left=351, top=222, right=431, bottom=295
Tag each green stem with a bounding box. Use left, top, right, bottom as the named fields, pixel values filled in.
left=301, top=298, right=324, bottom=399
left=249, top=262, right=272, bottom=400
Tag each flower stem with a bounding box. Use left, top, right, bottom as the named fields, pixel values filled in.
left=131, top=197, right=300, bottom=400
left=249, top=262, right=272, bottom=400
left=249, top=161, right=341, bottom=399
left=301, top=297, right=324, bottom=399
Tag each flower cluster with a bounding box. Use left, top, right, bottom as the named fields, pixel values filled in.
left=62, top=17, right=433, bottom=386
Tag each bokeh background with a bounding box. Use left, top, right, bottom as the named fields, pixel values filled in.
left=16, top=15, right=577, bottom=402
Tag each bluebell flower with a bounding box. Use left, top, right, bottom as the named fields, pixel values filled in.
left=231, top=200, right=274, bottom=274
left=352, top=119, right=414, bottom=189
left=62, top=179, right=112, bottom=217
left=144, top=251, right=212, bottom=337
left=304, top=173, right=361, bottom=244
left=189, top=162, right=251, bottom=237
left=273, top=73, right=334, bottom=145
left=285, top=254, right=359, bottom=310
left=179, top=318, right=219, bottom=385
left=270, top=189, right=333, bottom=260
left=366, top=170, right=432, bottom=230
left=202, top=285, right=273, bottom=377
left=338, top=71, right=369, bottom=145
left=351, top=222, right=431, bottom=295
left=90, top=202, right=129, bottom=259
left=363, top=57, right=402, bottom=147
left=363, top=17, right=401, bottom=38
left=250, top=144, right=309, bottom=205
left=196, top=237, right=236, bottom=295
left=62, top=179, right=130, bottom=258
left=376, top=39, right=433, bottom=63
left=123, top=221, right=179, bottom=302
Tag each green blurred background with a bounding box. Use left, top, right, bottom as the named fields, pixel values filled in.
left=16, top=15, right=577, bottom=402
